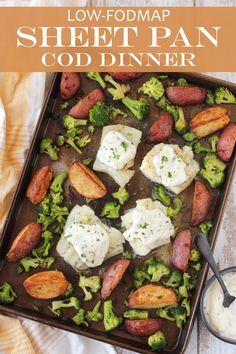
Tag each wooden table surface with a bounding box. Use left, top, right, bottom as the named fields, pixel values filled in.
left=2, top=1, right=236, bottom=353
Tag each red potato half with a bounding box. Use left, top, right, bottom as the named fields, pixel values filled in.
left=165, top=86, right=206, bottom=106
left=109, top=72, right=143, bottom=81
left=217, top=122, right=236, bottom=162
left=60, top=72, right=80, bottom=99
left=69, top=88, right=105, bottom=118
left=128, top=284, right=177, bottom=309
left=124, top=318, right=164, bottom=337
left=172, top=229, right=192, bottom=272
left=191, top=180, right=211, bottom=226
left=147, top=111, right=173, bottom=143
left=101, top=259, right=130, bottom=300
left=6, top=222, right=42, bottom=262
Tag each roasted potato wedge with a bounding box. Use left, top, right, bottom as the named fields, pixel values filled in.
left=124, top=318, right=163, bottom=337
left=217, top=122, right=236, bottom=161
left=60, top=72, right=81, bottom=100
left=69, top=162, right=107, bottom=199
left=101, top=259, right=130, bottom=300
left=191, top=180, right=211, bottom=226
left=69, top=88, right=105, bottom=118
left=166, top=86, right=206, bottom=106
left=26, top=166, right=53, bottom=205
left=109, top=72, right=143, bottom=81
left=128, top=284, right=177, bottom=309
left=23, top=271, right=69, bottom=299
left=6, top=222, right=42, bottom=262
left=190, top=107, right=230, bottom=138
left=172, top=229, right=192, bottom=272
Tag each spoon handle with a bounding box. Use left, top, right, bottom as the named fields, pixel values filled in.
left=195, top=233, right=228, bottom=295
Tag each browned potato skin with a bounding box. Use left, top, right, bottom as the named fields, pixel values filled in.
left=69, top=88, right=105, bottom=118
left=26, top=166, right=53, bottom=205
left=172, top=229, right=192, bottom=272
left=101, top=259, right=130, bottom=300
left=23, top=271, right=69, bottom=299
left=217, top=122, right=236, bottom=161
left=60, top=72, right=80, bottom=100
left=124, top=318, right=163, bottom=337
left=191, top=180, right=211, bottom=226
left=165, top=86, right=206, bottom=106
left=128, top=284, right=177, bottom=309
left=109, top=72, right=143, bottom=81
left=6, top=222, right=42, bottom=262
left=190, top=107, right=230, bottom=138
left=69, top=162, right=107, bottom=199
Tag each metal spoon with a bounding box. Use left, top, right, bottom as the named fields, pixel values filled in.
left=195, top=233, right=235, bottom=308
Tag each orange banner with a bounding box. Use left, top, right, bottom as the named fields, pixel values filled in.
left=0, top=7, right=235, bottom=72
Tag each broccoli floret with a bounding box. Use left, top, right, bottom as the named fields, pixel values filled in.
left=214, top=87, right=236, bottom=104
left=167, top=198, right=183, bottom=218
left=76, top=135, right=91, bottom=148
left=60, top=101, right=70, bottom=110
left=205, top=90, right=215, bottom=106
left=49, top=296, right=80, bottom=317
left=200, top=168, right=225, bottom=188
left=37, top=213, right=54, bottom=230
left=66, top=127, right=82, bottom=138
left=192, top=262, right=202, bottom=271
left=86, top=72, right=106, bottom=88
left=103, top=300, right=122, bottom=331
left=157, top=75, right=168, bottom=80
left=50, top=204, right=69, bottom=225
left=178, top=273, right=195, bottom=298
left=176, top=78, right=190, bottom=86
left=170, top=306, right=187, bottom=329
left=104, top=74, right=130, bottom=100
left=101, top=201, right=120, bottom=219
left=19, top=255, right=55, bottom=272
left=175, top=107, right=188, bottom=134
left=209, top=135, right=219, bottom=152
left=122, top=250, right=134, bottom=260
left=163, top=271, right=182, bottom=288
left=193, top=142, right=214, bottom=154
left=123, top=310, right=148, bottom=319
left=121, top=96, right=149, bottom=120
left=72, top=309, right=89, bottom=327
left=61, top=115, right=87, bottom=130
left=65, top=136, right=82, bottom=155
left=110, top=106, right=128, bottom=119
left=56, top=135, right=65, bottom=147
left=51, top=192, right=63, bottom=205
left=153, top=184, right=171, bottom=207
left=200, top=153, right=226, bottom=188
left=82, top=157, right=94, bottom=166
left=138, top=77, right=164, bottom=101
left=148, top=331, right=167, bottom=351
left=199, top=220, right=213, bottom=236
left=112, top=187, right=129, bottom=205
left=146, top=260, right=170, bottom=282
left=189, top=249, right=201, bottom=262
left=89, top=101, right=112, bottom=127
left=38, top=195, right=51, bottom=215
left=183, top=132, right=198, bottom=147
left=133, top=267, right=150, bottom=288
left=50, top=170, right=68, bottom=194
left=78, top=275, right=101, bottom=301
left=33, top=230, right=53, bottom=258
left=158, top=95, right=178, bottom=121
left=40, top=138, right=58, bottom=161
left=86, top=300, right=103, bottom=322
left=204, top=153, right=226, bottom=171
left=63, top=283, right=74, bottom=297
left=181, top=298, right=191, bottom=317
left=156, top=306, right=175, bottom=321
left=88, top=125, right=95, bottom=134
left=0, top=282, right=17, bottom=304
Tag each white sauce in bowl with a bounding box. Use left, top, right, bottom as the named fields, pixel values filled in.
left=203, top=271, right=236, bottom=340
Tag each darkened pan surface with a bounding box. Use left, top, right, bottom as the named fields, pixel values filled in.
left=0, top=72, right=235, bottom=354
